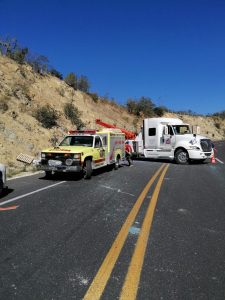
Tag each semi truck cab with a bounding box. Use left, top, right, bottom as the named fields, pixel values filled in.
left=135, top=118, right=213, bottom=164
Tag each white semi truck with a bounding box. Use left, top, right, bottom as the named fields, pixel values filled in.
left=134, top=118, right=213, bottom=164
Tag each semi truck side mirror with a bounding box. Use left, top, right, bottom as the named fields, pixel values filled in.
left=164, top=126, right=168, bottom=135
left=192, top=126, right=200, bottom=135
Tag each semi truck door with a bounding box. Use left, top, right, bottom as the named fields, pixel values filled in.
left=160, top=126, right=175, bottom=149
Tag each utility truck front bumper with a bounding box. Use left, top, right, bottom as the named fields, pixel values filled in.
left=38, top=159, right=82, bottom=173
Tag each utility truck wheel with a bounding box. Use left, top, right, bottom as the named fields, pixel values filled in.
left=175, top=149, right=189, bottom=165
left=83, top=159, right=92, bottom=179
left=114, top=157, right=120, bottom=170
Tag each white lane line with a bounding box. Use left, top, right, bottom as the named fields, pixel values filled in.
left=0, top=181, right=66, bottom=206
left=215, top=158, right=224, bottom=164
left=7, top=171, right=44, bottom=181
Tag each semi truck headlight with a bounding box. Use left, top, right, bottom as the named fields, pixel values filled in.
left=65, top=159, right=73, bottom=166
left=189, top=146, right=200, bottom=150
left=191, top=140, right=196, bottom=145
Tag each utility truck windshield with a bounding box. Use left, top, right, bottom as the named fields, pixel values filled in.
left=59, top=136, right=94, bottom=147
left=172, top=125, right=191, bottom=135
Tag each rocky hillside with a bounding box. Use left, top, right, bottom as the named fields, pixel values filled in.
left=0, top=55, right=224, bottom=176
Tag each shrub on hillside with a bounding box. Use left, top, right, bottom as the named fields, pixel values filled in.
left=154, top=106, right=169, bottom=117
left=63, top=102, right=85, bottom=129
left=33, top=105, right=58, bottom=128
left=77, top=75, right=90, bottom=93
left=50, top=68, right=63, bottom=80
left=88, top=92, right=99, bottom=103
left=215, top=122, right=221, bottom=129
left=64, top=72, right=78, bottom=89
left=213, top=110, right=225, bottom=119
left=0, top=98, right=9, bottom=112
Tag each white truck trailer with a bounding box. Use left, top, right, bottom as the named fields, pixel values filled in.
left=135, top=118, right=213, bottom=164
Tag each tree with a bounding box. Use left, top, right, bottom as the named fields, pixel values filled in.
left=77, top=75, right=90, bottom=93
left=126, top=98, right=138, bottom=114
left=49, top=68, right=63, bottom=80
left=12, top=47, right=29, bottom=64
left=27, top=54, right=49, bottom=74
left=136, top=97, right=155, bottom=117
left=154, top=106, right=168, bottom=117
left=64, top=72, right=78, bottom=89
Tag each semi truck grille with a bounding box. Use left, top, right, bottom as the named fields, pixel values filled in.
left=200, top=139, right=212, bottom=152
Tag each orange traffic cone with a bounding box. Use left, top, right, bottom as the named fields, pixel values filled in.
left=211, top=152, right=216, bottom=164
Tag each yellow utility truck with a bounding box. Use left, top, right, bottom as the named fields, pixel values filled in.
left=38, top=129, right=125, bottom=179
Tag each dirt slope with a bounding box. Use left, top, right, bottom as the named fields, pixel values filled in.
left=0, top=55, right=224, bottom=176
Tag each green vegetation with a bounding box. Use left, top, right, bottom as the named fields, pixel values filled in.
left=88, top=92, right=99, bottom=103
left=2, top=36, right=224, bottom=122
left=64, top=72, right=78, bottom=89
left=0, top=97, right=9, bottom=112
left=64, top=73, right=90, bottom=93
left=63, top=102, right=85, bottom=129
left=33, top=105, right=58, bottom=128
left=212, top=110, right=225, bottom=119
left=126, top=97, right=169, bottom=117
left=49, top=68, right=63, bottom=80
left=77, top=75, right=90, bottom=93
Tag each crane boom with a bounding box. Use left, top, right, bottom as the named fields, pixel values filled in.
left=96, top=119, right=136, bottom=139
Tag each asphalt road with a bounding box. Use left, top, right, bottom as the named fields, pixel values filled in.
left=0, top=142, right=225, bottom=300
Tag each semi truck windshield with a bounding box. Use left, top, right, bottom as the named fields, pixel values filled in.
left=172, top=125, right=191, bottom=135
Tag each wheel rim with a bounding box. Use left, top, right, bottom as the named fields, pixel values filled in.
left=178, top=152, right=188, bottom=163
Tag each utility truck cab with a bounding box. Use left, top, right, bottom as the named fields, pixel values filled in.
left=135, top=118, right=213, bottom=164
left=38, top=129, right=125, bottom=179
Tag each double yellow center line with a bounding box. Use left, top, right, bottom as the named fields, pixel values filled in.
left=84, top=163, right=169, bottom=300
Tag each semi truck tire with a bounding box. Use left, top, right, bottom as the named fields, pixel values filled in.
left=83, top=159, right=92, bottom=179
left=175, top=149, right=189, bottom=165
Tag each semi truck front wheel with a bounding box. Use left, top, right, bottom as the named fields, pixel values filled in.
left=175, top=149, right=189, bottom=164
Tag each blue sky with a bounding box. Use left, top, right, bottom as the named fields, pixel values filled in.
left=0, top=0, right=225, bottom=114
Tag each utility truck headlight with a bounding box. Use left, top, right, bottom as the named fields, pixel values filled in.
left=73, top=154, right=81, bottom=160
left=65, top=159, right=73, bottom=166
left=41, top=153, right=46, bottom=158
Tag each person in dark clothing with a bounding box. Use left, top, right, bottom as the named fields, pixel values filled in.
left=125, top=141, right=132, bottom=166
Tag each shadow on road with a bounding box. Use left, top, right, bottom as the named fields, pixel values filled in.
left=38, top=164, right=129, bottom=181
left=0, top=188, right=14, bottom=199
left=133, top=157, right=211, bottom=165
